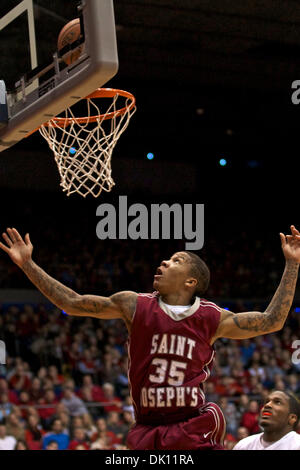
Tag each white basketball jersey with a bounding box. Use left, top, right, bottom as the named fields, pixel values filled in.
left=233, top=431, right=300, bottom=450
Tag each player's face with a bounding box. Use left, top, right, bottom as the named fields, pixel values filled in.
left=259, top=391, right=294, bottom=431
left=153, top=252, right=193, bottom=295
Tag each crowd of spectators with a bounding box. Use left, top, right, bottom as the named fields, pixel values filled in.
left=0, top=300, right=136, bottom=449
left=0, top=214, right=299, bottom=450
left=0, top=300, right=299, bottom=450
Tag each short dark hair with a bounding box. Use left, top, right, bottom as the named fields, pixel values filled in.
left=52, top=418, right=62, bottom=426
left=14, top=439, right=29, bottom=450
left=184, top=251, right=210, bottom=296
left=46, top=440, right=58, bottom=448
left=285, top=391, right=300, bottom=429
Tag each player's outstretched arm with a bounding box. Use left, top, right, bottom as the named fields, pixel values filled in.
left=0, top=228, right=137, bottom=328
left=211, top=225, right=300, bottom=343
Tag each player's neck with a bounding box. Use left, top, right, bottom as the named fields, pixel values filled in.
left=263, top=427, right=292, bottom=443
left=160, top=293, right=194, bottom=306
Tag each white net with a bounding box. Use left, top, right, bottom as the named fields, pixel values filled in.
left=39, top=90, right=136, bottom=198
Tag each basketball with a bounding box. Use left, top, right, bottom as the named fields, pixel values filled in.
left=57, top=18, right=83, bottom=65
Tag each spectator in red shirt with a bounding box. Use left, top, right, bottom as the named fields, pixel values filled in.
left=91, top=417, right=120, bottom=448
left=25, top=414, right=45, bottom=450
left=66, top=342, right=81, bottom=369
left=68, top=427, right=90, bottom=450
left=224, top=433, right=237, bottom=450
left=101, top=383, right=122, bottom=414
left=29, top=377, right=43, bottom=403
left=8, top=364, right=31, bottom=392
left=38, top=389, right=58, bottom=425
left=74, top=444, right=87, bottom=450
left=240, top=399, right=261, bottom=434
left=78, top=349, right=98, bottom=377
left=16, top=311, right=35, bottom=338
left=214, top=376, right=229, bottom=396
left=230, top=366, right=248, bottom=395
left=0, top=379, right=18, bottom=405
left=223, top=375, right=244, bottom=397
left=18, top=391, right=33, bottom=420
left=77, top=375, right=103, bottom=401
left=48, top=365, right=64, bottom=385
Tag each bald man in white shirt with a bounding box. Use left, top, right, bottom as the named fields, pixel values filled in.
left=234, top=391, right=300, bottom=450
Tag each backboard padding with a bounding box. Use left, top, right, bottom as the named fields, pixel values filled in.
left=0, top=0, right=119, bottom=151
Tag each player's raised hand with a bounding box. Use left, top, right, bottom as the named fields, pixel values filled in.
left=0, top=228, right=33, bottom=268
left=280, top=225, right=300, bottom=264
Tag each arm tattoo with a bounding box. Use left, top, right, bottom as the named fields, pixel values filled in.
left=75, top=291, right=137, bottom=318
left=233, top=260, right=299, bottom=333
left=21, top=260, right=137, bottom=320
left=110, top=291, right=137, bottom=319
left=21, top=259, right=79, bottom=310
left=75, top=297, right=111, bottom=314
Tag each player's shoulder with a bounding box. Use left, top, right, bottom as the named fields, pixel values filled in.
left=199, top=298, right=222, bottom=313
left=138, top=291, right=159, bottom=299
left=288, top=431, right=300, bottom=443
left=233, top=433, right=263, bottom=450
left=136, top=291, right=160, bottom=306
left=132, top=292, right=159, bottom=314
left=271, top=431, right=300, bottom=450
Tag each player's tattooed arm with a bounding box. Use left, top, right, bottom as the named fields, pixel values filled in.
left=211, top=260, right=299, bottom=342
left=72, top=291, right=137, bottom=327
left=210, top=226, right=300, bottom=343
left=22, top=260, right=137, bottom=322
left=0, top=228, right=137, bottom=328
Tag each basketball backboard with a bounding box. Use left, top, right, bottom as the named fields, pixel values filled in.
left=0, top=0, right=119, bottom=152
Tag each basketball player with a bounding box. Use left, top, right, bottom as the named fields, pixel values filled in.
left=233, top=391, right=300, bottom=450
left=1, top=225, right=300, bottom=450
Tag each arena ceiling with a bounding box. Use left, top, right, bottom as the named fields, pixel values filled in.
left=112, top=0, right=300, bottom=168
left=1, top=0, right=300, bottom=92
left=115, top=0, right=300, bottom=92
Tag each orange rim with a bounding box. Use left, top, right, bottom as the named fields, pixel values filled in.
left=46, top=88, right=135, bottom=127
left=25, top=88, right=135, bottom=136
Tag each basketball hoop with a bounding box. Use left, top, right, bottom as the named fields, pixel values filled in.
left=39, top=88, right=136, bottom=198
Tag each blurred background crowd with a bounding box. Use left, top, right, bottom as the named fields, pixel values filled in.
left=0, top=229, right=299, bottom=450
